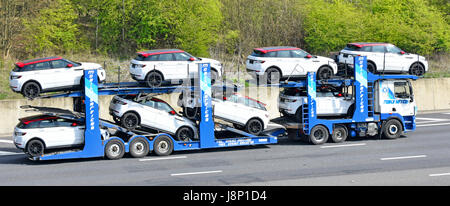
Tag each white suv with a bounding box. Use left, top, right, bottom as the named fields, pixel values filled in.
left=10, top=56, right=106, bottom=98
left=109, top=94, right=198, bottom=141
left=13, top=114, right=109, bottom=157
left=178, top=92, right=270, bottom=135
left=337, top=42, right=428, bottom=76
left=129, top=49, right=223, bottom=87
left=246, top=46, right=338, bottom=83
left=278, top=87, right=355, bottom=121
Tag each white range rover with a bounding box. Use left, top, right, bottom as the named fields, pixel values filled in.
left=246, top=46, right=338, bottom=84
left=278, top=87, right=355, bottom=121
left=337, top=42, right=428, bottom=76
left=129, top=49, right=223, bottom=87
left=9, top=56, right=106, bottom=98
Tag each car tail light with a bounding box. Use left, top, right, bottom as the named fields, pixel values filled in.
left=11, top=75, right=22, bottom=79
left=257, top=60, right=265, bottom=64
left=14, top=131, right=26, bottom=136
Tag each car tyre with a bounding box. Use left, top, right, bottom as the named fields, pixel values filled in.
left=409, top=63, right=425, bottom=76
left=295, top=106, right=303, bottom=122
left=367, top=61, right=377, bottom=74
left=382, top=119, right=403, bottom=139
left=245, top=118, right=264, bottom=136
left=26, top=139, right=45, bottom=157
left=317, top=66, right=333, bottom=80
left=104, top=139, right=125, bottom=160
left=153, top=135, right=174, bottom=156
left=176, top=126, right=195, bottom=142
left=129, top=137, right=150, bottom=158
left=146, top=71, right=163, bottom=87
left=309, top=125, right=329, bottom=145
left=265, top=68, right=281, bottom=84
left=22, top=82, right=41, bottom=99
left=121, top=112, right=140, bottom=130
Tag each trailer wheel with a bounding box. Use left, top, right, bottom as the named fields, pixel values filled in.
left=153, top=135, right=173, bottom=156
left=331, top=125, right=348, bottom=143
left=309, top=125, right=329, bottom=145
left=105, top=139, right=125, bottom=160
left=382, top=119, right=402, bottom=139
left=129, top=137, right=150, bottom=158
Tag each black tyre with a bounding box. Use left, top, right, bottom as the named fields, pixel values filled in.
left=153, top=135, right=174, bottom=156
left=175, top=126, right=195, bottom=142
left=331, top=125, right=348, bottom=143
left=26, top=139, right=45, bottom=157
left=245, top=118, right=264, bottom=136
left=317, top=66, right=333, bottom=80
left=409, top=63, right=425, bottom=76
left=367, top=61, right=377, bottom=74
left=265, top=68, right=281, bottom=84
left=146, top=71, right=163, bottom=87
left=121, top=112, right=140, bottom=130
left=346, top=104, right=355, bottom=118
left=382, top=119, right=403, bottom=139
left=104, top=139, right=125, bottom=160
left=211, top=69, right=219, bottom=85
left=309, top=125, right=329, bottom=145
left=22, top=82, right=41, bottom=99
left=295, top=106, right=303, bottom=122
left=129, top=137, right=150, bottom=158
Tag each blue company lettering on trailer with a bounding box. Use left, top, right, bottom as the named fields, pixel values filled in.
left=355, top=56, right=367, bottom=113
left=382, top=87, right=409, bottom=104
left=308, top=72, right=316, bottom=118
left=85, top=70, right=99, bottom=131
left=200, top=63, right=212, bottom=123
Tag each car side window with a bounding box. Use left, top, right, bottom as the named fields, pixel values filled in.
left=21, top=65, right=35, bottom=72
left=38, top=119, right=56, bottom=128
left=33, top=62, right=51, bottom=71
left=265, top=51, right=277, bottom=57
left=143, top=99, right=156, bottom=108
left=156, top=101, right=173, bottom=113
left=54, top=118, right=75, bottom=127
left=371, top=45, right=386, bottom=53
left=291, top=50, right=308, bottom=58
left=51, top=60, right=70, bottom=69
left=361, top=46, right=372, bottom=52
left=158, top=53, right=174, bottom=61
left=386, top=45, right=402, bottom=54
left=276, top=50, right=291, bottom=58
left=174, top=52, right=191, bottom=61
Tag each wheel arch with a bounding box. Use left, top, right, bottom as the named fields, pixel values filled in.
left=21, top=80, right=42, bottom=92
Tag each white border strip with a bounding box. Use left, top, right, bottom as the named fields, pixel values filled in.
left=429, top=173, right=450, bottom=177
left=171, top=170, right=223, bottom=176
left=139, top=156, right=187, bottom=162
left=0, top=140, right=13, bottom=144
left=417, top=122, right=450, bottom=127
left=380, top=155, right=427, bottom=161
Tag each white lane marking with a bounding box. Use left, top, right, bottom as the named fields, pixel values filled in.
left=443, top=113, right=450, bottom=115
left=416, top=122, right=450, bottom=127
left=415, top=117, right=448, bottom=121
left=139, top=156, right=187, bottom=162
left=171, top=170, right=223, bottom=177
left=320, top=143, right=366, bottom=148
left=0, top=151, right=22, bottom=156
left=380, top=155, right=427, bottom=161
left=0, top=140, right=13, bottom=144
left=429, top=173, right=450, bottom=177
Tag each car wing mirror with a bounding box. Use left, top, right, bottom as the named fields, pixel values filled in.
left=188, top=57, right=195, bottom=61
left=169, top=110, right=176, bottom=115
left=400, top=51, right=406, bottom=55
left=67, top=64, right=73, bottom=68
left=305, top=54, right=312, bottom=59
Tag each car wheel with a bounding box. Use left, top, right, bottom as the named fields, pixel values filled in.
left=153, top=135, right=174, bottom=156
left=382, top=119, right=403, bottom=139
left=245, top=118, right=264, bottom=136
left=211, top=69, right=219, bottom=85
left=409, top=63, right=425, bottom=76
left=265, top=68, right=281, bottom=84
left=176, top=127, right=195, bottom=142
left=146, top=71, right=163, bottom=87
left=367, top=62, right=377, bottom=74
left=309, top=125, right=329, bottom=145
left=317, top=66, right=333, bottom=80
left=295, top=107, right=303, bottom=122
left=104, top=139, right=125, bottom=160
left=121, top=112, right=140, bottom=130
left=346, top=104, right=355, bottom=118
left=26, top=139, right=44, bottom=157
left=129, top=137, right=150, bottom=158
left=331, top=125, right=348, bottom=143
left=22, top=82, right=41, bottom=99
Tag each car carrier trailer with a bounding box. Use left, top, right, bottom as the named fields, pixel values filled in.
left=26, top=63, right=285, bottom=161
left=273, top=56, right=419, bottom=144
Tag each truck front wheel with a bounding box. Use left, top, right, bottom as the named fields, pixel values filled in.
left=309, top=125, right=329, bottom=145
left=382, top=119, right=403, bottom=139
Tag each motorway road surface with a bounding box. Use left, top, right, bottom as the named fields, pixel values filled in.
left=0, top=112, right=450, bottom=186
